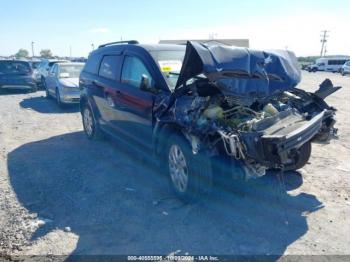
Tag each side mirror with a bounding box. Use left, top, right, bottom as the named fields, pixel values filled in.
left=140, top=74, right=150, bottom=91
left=140, top=74, right=158, bottom=93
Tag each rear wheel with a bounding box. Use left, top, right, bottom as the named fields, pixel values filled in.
left=45, top=86, right=50, bottom=98
left=31, top=85, right=38, bottom=93
left=164, top=133, right=212, bottom=202
left=284, top=142, right=312, bottom=171
left=82, top=104, right=103, bottom=140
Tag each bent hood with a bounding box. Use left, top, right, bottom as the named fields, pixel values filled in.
left=175, top=41, right=301, bottom=103
left=59, top=78, right=79, bottom=88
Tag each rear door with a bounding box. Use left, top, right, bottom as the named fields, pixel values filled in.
left=93, top=54, right=124, bottom=131
left=112, top=54, right=156, bottom=149
left=46, top=64, right=57, bottom=94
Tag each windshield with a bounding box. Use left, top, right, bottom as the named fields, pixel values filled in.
left=150, top=50, right=185, bottom=90
left=0, top=61, right=31, bottom=75
left=59, top=64, right=84, bottom=78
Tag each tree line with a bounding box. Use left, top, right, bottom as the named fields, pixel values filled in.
left=13, top=48, right=54, bottom=59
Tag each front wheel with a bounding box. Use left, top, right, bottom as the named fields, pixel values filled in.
left=284, top=142, right=312, bottom=171
left=164, top=133, right=213, bottom=203
left=55, top=88, right=64, bottom=108
left=82, top=104, right=103, bottom=140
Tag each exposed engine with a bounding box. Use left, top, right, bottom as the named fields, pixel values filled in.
left=168, top=78, right=338, bottom=179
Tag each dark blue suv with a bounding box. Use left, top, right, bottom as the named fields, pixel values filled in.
left=80, top=40, right=340, bottom=202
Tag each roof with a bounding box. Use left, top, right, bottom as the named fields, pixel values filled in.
left=56, top=62, right=85, bottom=66
left=92, top=43, right=186, bottom=56
left=0, top=60, right=30, bottom=63
left=159, top=39, right=249, bottom=48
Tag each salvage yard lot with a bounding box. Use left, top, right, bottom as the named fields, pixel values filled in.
left=0, top=72, right=350, bottom=257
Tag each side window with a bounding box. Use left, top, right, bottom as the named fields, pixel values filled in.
left=98, top=55, right=121, bottom=80
left=55, top=65, right=60, bottom=76
left=50, top=64, right=56, bottom=74
left=121, top=56, right=153, bottom=88
left=84, top=53, right=102, bottom=74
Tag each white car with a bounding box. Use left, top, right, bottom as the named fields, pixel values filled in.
left=44, top=62, right=84, bottom=107
left=341, top=61, right=350, bottom=76
left=309, top=56, right=350, bottom=72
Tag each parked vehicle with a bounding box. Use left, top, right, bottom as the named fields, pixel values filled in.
left=45, top=62, right=84, bottom=106
left=29, top=60, right=41, bottom=70
left=0, top=60, right=37, bottom=92
left=309, top=56, right=350, bottom=72
left=340, top=61, right=350, bottom=76
left=80, top=40, right=341, bottom=202
left=34, top=59, right=68, bottom=86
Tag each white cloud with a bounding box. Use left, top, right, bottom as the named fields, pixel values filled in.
left=90, top=27, right=111, bottom=34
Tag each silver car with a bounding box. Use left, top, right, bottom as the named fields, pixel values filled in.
left=341, top=61, right=350, bottom=76
left=45, top=62, right=84, bottom=106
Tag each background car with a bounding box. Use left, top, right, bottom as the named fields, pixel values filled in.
left=44, top=62, right=84, bottom=106
left=34, top=59, right=68, bottom=87
left=0, top=60, right=37, bottom=92
left=340, top=61, right=350, bottom=76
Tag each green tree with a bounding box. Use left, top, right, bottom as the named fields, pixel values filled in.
left=14, top=49, right=29, bottom=59
left=40, top=49, right=53, bottom=58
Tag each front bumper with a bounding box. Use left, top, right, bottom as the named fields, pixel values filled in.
left=240, top=110, right=326, bottom=167
left=60, top=88, right=80, bottom=103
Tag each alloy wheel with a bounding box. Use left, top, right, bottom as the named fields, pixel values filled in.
left=168, top=144, right=189, bottom=193
left=83, top=107, right=94, bottom=137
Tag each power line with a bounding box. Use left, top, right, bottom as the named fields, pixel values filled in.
left=320, top=30, right=330, bottom=57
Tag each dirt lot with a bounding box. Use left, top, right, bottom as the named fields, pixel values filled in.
left=0, top=72, right=350, bottom=258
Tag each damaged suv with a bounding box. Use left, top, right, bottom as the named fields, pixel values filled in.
left=80, top=40, right=341, bottom=202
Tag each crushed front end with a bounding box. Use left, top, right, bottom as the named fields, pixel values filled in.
left=156, top=41, right=341, bottom=180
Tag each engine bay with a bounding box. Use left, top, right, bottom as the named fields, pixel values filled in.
left=165, top=78, right=339, bottom=179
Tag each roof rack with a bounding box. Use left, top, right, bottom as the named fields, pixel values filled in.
left=98, top=40, right=139, bottom=48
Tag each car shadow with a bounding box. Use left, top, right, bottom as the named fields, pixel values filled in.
left=19, top=96, right=79, bottom=114
left=8, top=131, right=323, bottom=256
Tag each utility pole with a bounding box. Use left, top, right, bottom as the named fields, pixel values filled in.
left=320, top=30, right=329, bottom=57
left=31, top=41, right=35, bottom=58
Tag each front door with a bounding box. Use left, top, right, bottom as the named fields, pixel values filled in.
left=111, top=55, right=156, bottom=149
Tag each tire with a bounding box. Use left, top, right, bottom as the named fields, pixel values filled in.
left=163, top=133, right=213, bottom=203
left=284, top=142, right=312, bottom=171
left=41, top=77, right=46, bottom=88
left=82, top=103, right=103, bottom=140
left=31, top=85, right=38, bottom=93
left=45, top=85, right=50, bottom=98
left=55, top=88, right=64, bottom=108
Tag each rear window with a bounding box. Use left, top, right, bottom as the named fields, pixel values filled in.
left=0, top=61, right=31, bottom=74
left=98, top=55, right=122, bottom=80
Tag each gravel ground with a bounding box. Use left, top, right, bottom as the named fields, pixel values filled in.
left=0, top=72, right=350, bottom=259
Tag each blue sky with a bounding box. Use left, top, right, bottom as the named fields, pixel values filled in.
left=0, top=0, right=349, bottom=57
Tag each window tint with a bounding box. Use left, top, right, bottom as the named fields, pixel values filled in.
left=84, top=53, right=102, bottom=74
left=121, top=56, right=153, bottom=88
left=328, top=60, right=347, bottom=65
left=0, top=61, right=31, bottom=74
left=98, top=55, right=121, bottom=80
